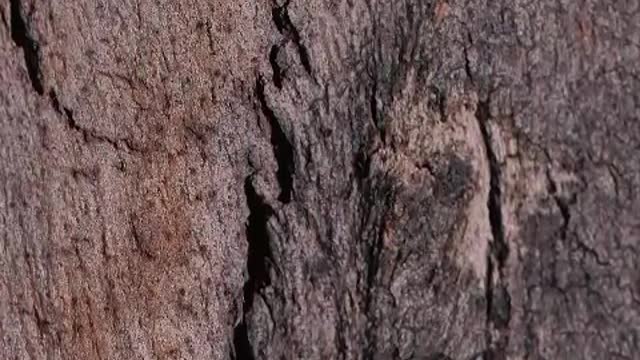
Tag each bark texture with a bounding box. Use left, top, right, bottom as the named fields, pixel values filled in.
left=1, top=0, right=638, bottom=359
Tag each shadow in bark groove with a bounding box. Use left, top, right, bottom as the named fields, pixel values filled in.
left=256, top=77, right=295, bottom=203
left=269, top=45, right=284, bottom=89
left=232, top=177, right=275, bottom=360
left=10, top=0, right=43, bottom=94
left=272, top=0, right=313, bottom=77
left=476, top=97, right=511, bottom=358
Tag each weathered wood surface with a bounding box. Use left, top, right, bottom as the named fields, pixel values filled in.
left=1, top=0, right=638, bottom=359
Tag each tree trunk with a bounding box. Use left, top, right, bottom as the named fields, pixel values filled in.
left=1, top=0, right=638, bottom=359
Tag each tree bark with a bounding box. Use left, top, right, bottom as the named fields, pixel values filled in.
left=1, top=0, right=638, bottom=359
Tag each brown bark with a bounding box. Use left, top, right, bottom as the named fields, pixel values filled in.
left=1, top=0, right=638, bottom=359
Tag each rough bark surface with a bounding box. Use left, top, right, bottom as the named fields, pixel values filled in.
left=0, top=0, right=638, bottom=359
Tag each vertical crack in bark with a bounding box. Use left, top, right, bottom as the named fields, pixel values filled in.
left=10, top=0, right=44, bottom=94
left=361, top=180, right=394, bottom=360
left=242, top=177, right=274, bottom=319
left=369, top=80, right=386, bottom=144
left=272, top=0, right=313, bottom=77
left=232, top=320, right=255, bottom=360
left=476, top=98, right=511, bottom=358
left=269, top=45, right=284, bottom=89
left=546, top=173, right=605, bottom=266
left=354, top=149, right=372, bottom=181
left=232, top=177, right=275, bottom=360
left=427, top=85, right=447, bottom=123
left=546, top=171, right=573, bottom=241
left=256, top=77, right=295, bottom=203
left=463, top=30, right=474, bottom=84
left=363, top=220, right=384, bottom=360
left=476, top=99, right=508, bottom=270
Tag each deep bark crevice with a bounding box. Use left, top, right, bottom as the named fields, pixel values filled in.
left=10, top=0, right=43, bottom=94
left=256, top=77, right=295, bottom=203
left=477, top=99, right=508, bottom=267
left=463, top=30, right=474, bottom=84
left=1, top=0, right=634, bottom=358
left=369, top=80, right=386, bottom=144
left=269, top=45, right=284, bottom=89
left=476, top=97, right=511, bottom=358
left=232, top=321, right=255, bottom=360
left=232, top=177, right=275, bottom=360
left=242, top=177, right=274, bottom=309
left=354, top=149, right=372, bottom=181
left=272, top=0, right=313, bottom=77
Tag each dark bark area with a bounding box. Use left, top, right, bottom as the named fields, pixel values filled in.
left=1, top=1, right=638, bottom=359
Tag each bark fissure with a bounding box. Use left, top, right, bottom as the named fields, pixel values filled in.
left=361, top=182, right=395, bottom=360
left=232, top=177, right=275, bottom=360
left=10, top=0, right=43, bottom=94
left=269, top=45, right=284, bottom=89
left=272, top=0, right=313, bottom=77
left=354, top=149, right=372, bottom=181
left=546, top=171, right=572, bottom=240
left=363, top=220, right=384, bottom=360
left=463, top=31, right=474, bottom=84
left=232, top=321, right=255, bottom=360
left=6, top=8, right=136, bottom=157
left=369, top=80, right=386, bottom=144
left=49, top=90, right=142, bottom=153
left=1, top=0, right=636, bottom=359
left=546, top=172, right=607, bottom=266
left=256, top=77, right=295, bottom=203
left=427, top=85, right=447, bottom=123
left=476, top=98, right=511, bottom=358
